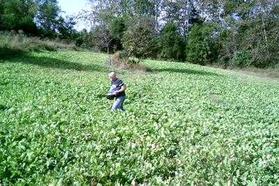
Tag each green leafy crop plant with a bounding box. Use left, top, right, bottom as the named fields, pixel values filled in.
left=0, top=51, right=278, bottom=185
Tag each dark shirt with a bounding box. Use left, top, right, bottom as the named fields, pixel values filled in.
left=109, top=79, right=126, bottom=97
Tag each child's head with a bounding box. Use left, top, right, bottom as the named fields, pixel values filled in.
left=108, top=72, right=117, bottom=81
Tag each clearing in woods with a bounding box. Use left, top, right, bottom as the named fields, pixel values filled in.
left=0, top=51, right=278, bottom=185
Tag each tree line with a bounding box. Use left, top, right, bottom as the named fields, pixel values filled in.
left=0, top=0, right=76, bottom=39
left=1, top=0, right=278, bottom=68
left=79, top=0, right=278, bottom=68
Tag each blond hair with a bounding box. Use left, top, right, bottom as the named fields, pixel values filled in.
left=108, top=72, right=116, bottom=78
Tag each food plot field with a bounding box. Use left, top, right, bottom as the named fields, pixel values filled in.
left=0, top=51, right=278, bottom=185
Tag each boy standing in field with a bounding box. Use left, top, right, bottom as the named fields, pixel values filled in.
left=107, top=72, right=127, bottom=111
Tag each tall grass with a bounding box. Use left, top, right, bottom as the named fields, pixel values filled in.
left=0, top=32, right=78, bottom=54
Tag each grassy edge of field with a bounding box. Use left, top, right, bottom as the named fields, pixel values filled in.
left=203, top=63, right=278, bottom=80
left=210, top=66, right=279, bottom=84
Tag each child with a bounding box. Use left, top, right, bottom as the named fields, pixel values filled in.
left=107, top=72, right=127, bottom=111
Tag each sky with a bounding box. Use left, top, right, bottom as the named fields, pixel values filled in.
left=58, top=0, right=90, bottom=31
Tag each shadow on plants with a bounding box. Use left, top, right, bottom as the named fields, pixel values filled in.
left=150, top=67, right=222, bottom=76
left=0, top=47, right=26, bottom=61
left=5, top=53, right=108, bottom=72
left=0, top=104, right=10, bottom=111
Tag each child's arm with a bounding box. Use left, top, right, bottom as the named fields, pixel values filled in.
left=115, top=84, right=126, bottom=94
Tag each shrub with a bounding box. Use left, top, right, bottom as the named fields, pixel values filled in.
left=231, top=50, right=253, bottom=67
left=159, top=22, right=185, bottom=61
left=122, top=17, right=158, bottom=60
left=186, top=23, right=218, bottom=65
